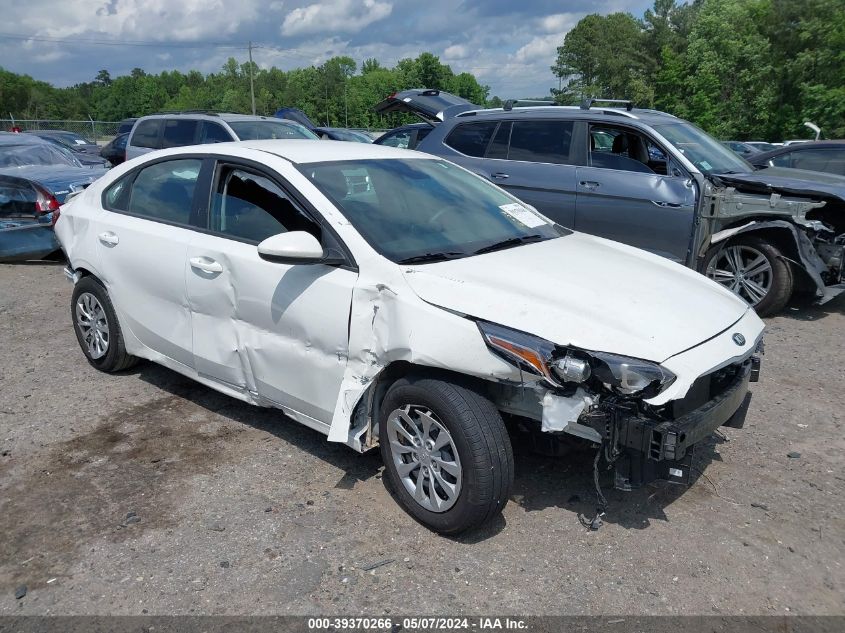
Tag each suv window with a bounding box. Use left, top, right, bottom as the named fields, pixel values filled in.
left=162, top=119, right=200, bottom=148
left=131, top=119, right=162, bottom=149
left=201, top=121, right=234, bottom=144
left=507, top=121, right=573, bottom=164
left=378, top=129, right=411, bottom=149
left=210, top=166, right=321, bottom=243
left=444, top=122, right=498, bottom=157
left=788, top=148, right=845, bottom=174
left=589, top=125, right=657, bottom=174
left=486, top=122, right=511, bottom=159
left=126, top=159, right=202, bottom=225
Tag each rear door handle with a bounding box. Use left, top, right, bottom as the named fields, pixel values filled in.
left=98, top=231, right=119, bottom=246
left=189, top=256, right=223, bottom=274
left=579, top=180, right=600, bottom=190
left=490, top=172, right=509, bottom=180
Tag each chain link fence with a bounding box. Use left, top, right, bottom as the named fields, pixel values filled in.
left=1, top=119, right=122, bottom=145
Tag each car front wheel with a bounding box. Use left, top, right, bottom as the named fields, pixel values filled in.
left=378, top=375, right=513, bottom=535
left=703, top=235, right=793, bottom=316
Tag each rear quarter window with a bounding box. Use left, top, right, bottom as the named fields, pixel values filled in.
left=443, top=122, right=498, bottom=157
left=131, top=120, right=162, bottom=149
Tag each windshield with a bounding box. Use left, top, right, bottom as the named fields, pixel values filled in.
left=301, top=158, right=566, bottom=263
left=0, top=143, right=82, bottom=168
left=228, top=120, right=318, bottom=141
left=653, top=122, right=752, bottom=174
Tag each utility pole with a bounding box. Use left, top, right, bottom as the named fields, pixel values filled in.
left=248, top=41, right=256, bottom=115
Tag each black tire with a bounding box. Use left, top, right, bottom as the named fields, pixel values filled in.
left=378, top=375, right=513, bottom=535
left=703, top=235, right=793, bottom=317
left=71, top=276, right=138, bottom=372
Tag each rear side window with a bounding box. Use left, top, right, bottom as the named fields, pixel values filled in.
left=508, top=120, right=573, bottom=164
left=210, top=166, right=321, bottom=243
left=378, top=129, right=412, bottom=149
left=444, top=122, right=498, bottom=157
left=162, top=119, right=200, bottom=148
left=130, top=119, right=162, bottom=149
left=126, top=159, right=202, bottom=225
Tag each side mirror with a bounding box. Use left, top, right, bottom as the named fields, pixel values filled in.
left=257, top=231, right=336, bottom=265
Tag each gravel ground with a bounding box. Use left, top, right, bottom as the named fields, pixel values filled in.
left=0, top=262, right=843, bottom=616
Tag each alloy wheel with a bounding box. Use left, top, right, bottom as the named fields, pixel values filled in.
left=386, top=404, right=462, bottom=512
left=75, top=292, right=110, bottom=359
left=706, top=245, right=773, bottom=306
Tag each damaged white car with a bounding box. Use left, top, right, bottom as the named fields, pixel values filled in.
left=56, top=141, right=764, bottom=534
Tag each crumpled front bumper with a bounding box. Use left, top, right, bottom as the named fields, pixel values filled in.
left=585, top=356, right=759, bottom=490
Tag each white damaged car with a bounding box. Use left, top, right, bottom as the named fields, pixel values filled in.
left=55, top=140, right=764, bottom=534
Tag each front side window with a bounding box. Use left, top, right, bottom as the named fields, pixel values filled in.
left=444, top=122, right=498, bottom=157
left=131, top=120, right=162, bottom=149
left=508, top=120, right=573, bottom=164
left=210, top=167, right=321, bottom=243
left=302, top=158, right=565, bottom=263
left=126, top=159, right=201, bottom=225
left=789, top=148, right=845, bottom=175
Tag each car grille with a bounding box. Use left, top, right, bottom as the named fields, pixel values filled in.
left=670, top=362, right=744, bottom=419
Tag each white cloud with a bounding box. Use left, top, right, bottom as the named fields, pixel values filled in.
left=539, top=13, right=577, bottom=33
left=281, top=0, right=392, bottom=36
left=443, top=44, right=469, bottom=60
left=514, top=32, right=565, bottom=63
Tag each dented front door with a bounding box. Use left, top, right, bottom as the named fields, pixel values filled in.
left=185, top=232, right=356, bottom=423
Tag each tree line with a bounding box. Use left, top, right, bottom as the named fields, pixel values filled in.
left=0, top=52, right=488, bottom=130
left=553, top=0, right=845, bottom=140
left=1, top=0, right=843, bottom=140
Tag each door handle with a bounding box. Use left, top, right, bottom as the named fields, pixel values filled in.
left=98, top=231, right=119, bottom=246
left=490, top=172, right=510, bottom=180
left=651, top=200, right=683, bottom=208
left=579, top=180, right=600, bottom=190
left=189, top=256, right=223, bottom=274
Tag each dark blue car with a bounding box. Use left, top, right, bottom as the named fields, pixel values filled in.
left=0, top=133, right=106, bottom=262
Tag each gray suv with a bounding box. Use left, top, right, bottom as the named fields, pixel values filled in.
left=125, top=112, right=318, bottom=161
left=376, top=90, right=845, bottom=316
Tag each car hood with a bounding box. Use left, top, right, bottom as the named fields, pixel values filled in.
left=713, top=167, right=845, bottom=204
left=0, top=165, right=106, bottom=202
left=401, top=233, right=749, bottom=363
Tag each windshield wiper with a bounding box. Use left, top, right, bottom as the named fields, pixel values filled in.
left=473, top=234, right=545, bottom=255
left=397, top=251, right=466, bottom=264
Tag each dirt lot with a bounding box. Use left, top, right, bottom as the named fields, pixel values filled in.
left=0, top=263, right=843, bottom=616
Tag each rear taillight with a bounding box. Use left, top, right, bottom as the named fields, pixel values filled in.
left=34, top=187, right=61, bottom=225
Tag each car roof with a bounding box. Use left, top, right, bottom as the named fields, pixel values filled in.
left=142, top=139, right=428, bottom=164
left=0, top=132, right=50, bottom=145
left=136, top=112, right=288, bottom=123
left=448, top=105, right=679, bottom=126
left=750, top=140, right=845, bottom=162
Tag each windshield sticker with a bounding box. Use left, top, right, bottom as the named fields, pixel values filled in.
left=700, top=160, right=712, bottom=170
left=499, top=203, right=546, bottom=228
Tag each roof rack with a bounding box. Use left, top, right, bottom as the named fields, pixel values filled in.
left=503, top=99, right=556, bottom=111
left=580, top=98, right=633, bottom=111
left=150, top=110, right=220, bottom=116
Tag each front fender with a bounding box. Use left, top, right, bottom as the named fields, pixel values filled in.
left=710, top=220, right=832, bottom=301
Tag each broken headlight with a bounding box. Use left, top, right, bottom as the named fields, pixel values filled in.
left=589, top=351, right=676, bottom=398
left=478, top=321, right=675, bottom=397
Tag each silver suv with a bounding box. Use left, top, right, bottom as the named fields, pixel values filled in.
left=125, top=112, right=318, bottom=161
left=376, top=90, right=845, bottom=316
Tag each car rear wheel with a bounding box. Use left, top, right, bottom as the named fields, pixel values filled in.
left=71, top=276, right=138, bottom=372
left=378, top=375, right=513, bottom=535
left=704, top=235, right=793, bottom=316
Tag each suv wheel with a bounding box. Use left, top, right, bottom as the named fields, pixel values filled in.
left=703, top=235, right=793, bottom=316
left=378, top=376, right=513, bottom=535
left=71, top=277, right=138, bottom=372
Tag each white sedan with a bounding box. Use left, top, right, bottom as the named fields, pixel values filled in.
left=56, top=140, right=764, bottom=534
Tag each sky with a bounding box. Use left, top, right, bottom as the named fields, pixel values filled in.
left=2, top=0, right=653, bottom=99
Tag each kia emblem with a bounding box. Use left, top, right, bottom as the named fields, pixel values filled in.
left=732, top=333, right=746, bottom=346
